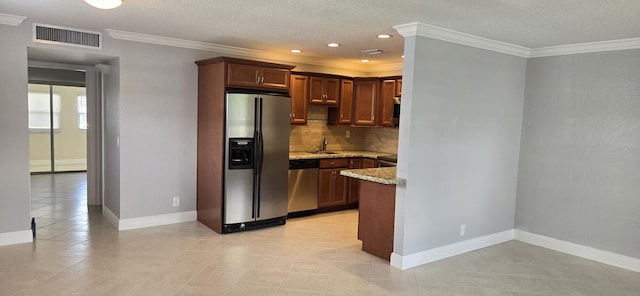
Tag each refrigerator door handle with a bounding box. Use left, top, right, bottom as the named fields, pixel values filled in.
left=256, top=97, right=264, bottom=218
left=252, top=97, right=260, bottom=219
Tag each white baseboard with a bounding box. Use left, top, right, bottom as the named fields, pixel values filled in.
left=0, top=230, right=33, bottom=246
left=118, top=211, right=197, bottom=231
left=390, top=229, right=514, bottom=270
left=514, top=230, right=640, bottom=272
left=102, top=206, right=120, bottom=229
left=101, top=206, right=197, bottom=231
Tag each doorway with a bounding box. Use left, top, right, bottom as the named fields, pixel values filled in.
left=27, top=62, right=106, bottom=239
left=28, top=83, right=88, bottom=174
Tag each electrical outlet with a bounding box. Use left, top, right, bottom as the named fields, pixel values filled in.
left=172, top=196, right=180, bottom=207
left=460, top=224, right=466, bottom=236
left=346, top=130, right=350, bottom=138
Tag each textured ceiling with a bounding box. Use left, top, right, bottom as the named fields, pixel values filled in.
left=3, top=0, right=640, bottom=68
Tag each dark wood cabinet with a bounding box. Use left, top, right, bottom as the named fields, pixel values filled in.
left=395, top=79, right=402, bottom=97
left=358, top=181, right=396, bottom=261
left=289, top=74, right=309, bottom=124
left=226, top=61, right=292, bottom=92
left=362, top=158, right=377, bottom=168
left=318, top=158, right=348, bottom=208
left=194, top=57, right=294, bottom=234
left=347, top=158, right=377, bottom=204
left=347, top=158, right=362, bottom=204
left=379, top=79, right=397, bottom=127
left=327, top=79, right=354, bottom=125
left=309, top=76, right=340, bottom=106
left=353, top=78, right=380, bottom=126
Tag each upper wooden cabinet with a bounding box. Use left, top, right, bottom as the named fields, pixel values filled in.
left=227, top=63, right=291, bottom=91
left=309, top=76, right=340, bottom=106
left=395, top=79, right=402, bottom=97
left=327, top=79, right=354, bottom=125
left=196, top=57, right=295, bottom=93
left=379, top=79, right=398, bottom=127
left=353, top=78, right=380, bottom=126
left=289, top=74, right=309, bottom=124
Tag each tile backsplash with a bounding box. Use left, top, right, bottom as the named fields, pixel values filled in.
left=289, top=106, right=398, bottom=154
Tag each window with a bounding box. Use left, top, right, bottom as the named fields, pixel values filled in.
left=28, top=92, right=61, bottom=130
left=77, top=95, right=87, bottom=130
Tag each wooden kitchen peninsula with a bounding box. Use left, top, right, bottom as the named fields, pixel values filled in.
left=340, top=167, right=405, bottom=261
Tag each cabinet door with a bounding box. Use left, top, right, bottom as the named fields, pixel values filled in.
left=333, top=170, right=348, bottom=205
left=362, top=158, right=377, bottom=168
left=324, top=78, right=340, bottom=105
left=379, top=80, right=396, bottom=127
left=260, top=67, right=290, bottom=91
left=347, top=158, right=363, bottom=204
left=395, top=79, right=402, bottom=97
left=339, top=80, right=353, bottom=124
left=309, top=77, right=326, bottom=104
left=289, top=75, right=308, bottom=124
left=227, top=64, right=290, bottom=91
left=353, top=79, right=380, bottom=126
left=318, top=169, right=334, bottom=208
left=227, top=63, right=260, bottom=89
left=309, top=77, right=339, bottom=106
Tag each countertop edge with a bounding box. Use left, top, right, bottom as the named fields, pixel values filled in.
left=340, top=168, right=405, bottom=185
left=289, top=150, right=396, bottom=160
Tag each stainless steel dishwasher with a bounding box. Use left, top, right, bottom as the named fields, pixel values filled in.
left=287, top=159, right=319, bottom=216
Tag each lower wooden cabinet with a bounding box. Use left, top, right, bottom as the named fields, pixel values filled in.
left=347, top=158, right=377, bottom=204
left=318, top=158, right=348, bottom=208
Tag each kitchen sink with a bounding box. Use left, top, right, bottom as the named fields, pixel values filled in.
left=308, top=151, right=338, bottom=155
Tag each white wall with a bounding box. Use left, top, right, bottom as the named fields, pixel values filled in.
left=516, top=49, right=640, bottom=259
left=394, top=35, right=526, bottom=257
left=0, top=19, right=223, bottom=233
left=103, top=58, right=121, bottom=217
left=0, top=23, right=32, bottom=239
left=110, top=39, right=213, bottom=219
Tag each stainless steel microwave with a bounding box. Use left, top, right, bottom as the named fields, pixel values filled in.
left=392, top=97, right=401, bottom=127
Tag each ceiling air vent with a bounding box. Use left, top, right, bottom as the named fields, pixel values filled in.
left=33, top=23, right=102, bottom=50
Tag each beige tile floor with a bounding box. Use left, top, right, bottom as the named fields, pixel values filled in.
left=0, top=173, right=637, bottom=295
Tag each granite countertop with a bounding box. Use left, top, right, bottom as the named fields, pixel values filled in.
left=289, top=150, right=396, bottom=160
left=340, top=167, right=405, bottom=185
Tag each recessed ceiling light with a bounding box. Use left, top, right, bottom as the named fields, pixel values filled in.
left=401, top=55, right=405, bottom=58
left=327, top=43, right=340, bottom=48
left=84, top=0, right=122, bottom=9
left=290, top=49, right=302, bottom=53
left=377, top=34, right=392, bottom=39
left=361, top=59, right=370, bottom=63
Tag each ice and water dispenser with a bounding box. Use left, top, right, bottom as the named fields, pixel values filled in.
left=228, top=138, right=254, bottom=169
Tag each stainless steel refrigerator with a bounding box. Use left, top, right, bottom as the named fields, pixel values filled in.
left=223, top=92, right=290, bottom=233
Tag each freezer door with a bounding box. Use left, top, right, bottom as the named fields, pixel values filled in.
left=257, top=94, right=290, bottom=220
left=224, top=93, right=256, bottom=224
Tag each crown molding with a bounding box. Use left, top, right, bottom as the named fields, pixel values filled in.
left=0, top=13, right=27, bottom=26
left=105, top=29, right=375, bottom=73
left=107, top=25, right=640, bottom=75
left=394, top=22, right=531, bottom=58
left=529, top=37, right=640, bottom=58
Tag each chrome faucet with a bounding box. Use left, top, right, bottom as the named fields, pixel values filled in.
left=321, top=137, right=328, bottom=152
